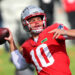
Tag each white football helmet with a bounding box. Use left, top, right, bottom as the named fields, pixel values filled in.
left=21, top=5, right=47, bottom=33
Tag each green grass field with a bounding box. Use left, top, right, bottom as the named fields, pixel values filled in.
left=0, top=46, right=75, bottom=75
left=0, top=48, right=16, bottom=75
left=67, top=46, right=75, bottom=75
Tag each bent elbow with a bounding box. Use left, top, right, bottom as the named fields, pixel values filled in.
left=15, top=64, right=28, bottom=70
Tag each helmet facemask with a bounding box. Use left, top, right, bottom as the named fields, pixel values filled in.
left=23, top=13, right=46, bottom=34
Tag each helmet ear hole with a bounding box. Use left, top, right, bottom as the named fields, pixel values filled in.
left=23, top=25, right=30, bottom=32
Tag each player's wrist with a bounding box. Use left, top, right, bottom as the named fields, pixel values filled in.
left=9, top=40, right=14, bottom=44
left=64, top=30, right=68, bottom=35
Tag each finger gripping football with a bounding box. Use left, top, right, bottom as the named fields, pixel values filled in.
left=0, top=28, right=9, bottom=45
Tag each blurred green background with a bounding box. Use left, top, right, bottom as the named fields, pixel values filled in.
left=0, top=48, right=15, bottom=75
left=0, top=46, right=75, bottom=75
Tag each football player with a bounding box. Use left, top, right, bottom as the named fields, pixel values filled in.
left=5, top=5, right=73, bottom=75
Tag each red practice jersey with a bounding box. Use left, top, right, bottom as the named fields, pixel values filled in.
left=62, top=0, right=75, bottom=12
left=22, top=23, right=71, bottom=75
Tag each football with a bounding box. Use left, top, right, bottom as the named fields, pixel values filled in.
left=0, top=28, right=9, bottom=45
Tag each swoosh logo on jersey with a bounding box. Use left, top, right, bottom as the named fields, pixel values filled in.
left=41, top=38, right=48, bottom=43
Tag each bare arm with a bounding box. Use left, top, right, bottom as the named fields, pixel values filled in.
left=5, top=30, right=28, bottom=70
left=4, top=30, right=17, bottom=52
left=48, top=29, right=75, bottom=39
left=65, top=29, right=75, bottom=37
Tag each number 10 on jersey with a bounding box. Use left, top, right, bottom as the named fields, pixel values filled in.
left=30, top=44, right=54, bottom=72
